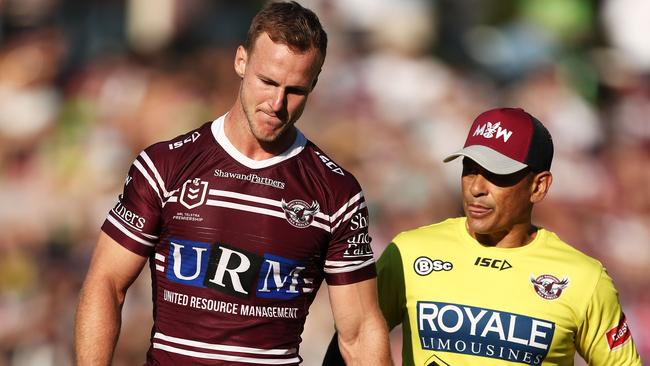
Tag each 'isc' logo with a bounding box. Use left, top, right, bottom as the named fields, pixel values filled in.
left=166, top=238, right=312, bottom=299
left=474, top=256, right=512, bottom=271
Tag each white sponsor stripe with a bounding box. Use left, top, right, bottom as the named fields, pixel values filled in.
left=205, top=199, right=331, bottom=232
left=152, top=343, right=300, bottom=364
left=155, top=264, right=164, bottom=272
left=331, top=202, right=365, bottom=233
left=343, top=254, right=374, bottom=258
left=155, top=253, right=165, bottom=262
left=310, top=220, right=330, bottom=231
left=207, top=199, right=286, bottom=219
left=162, top=190, right=180, bottom=207
left=324, top=258, right=374, bottom=274
left=142, top=232, right=159, bottom=240
left=106, top=215, right=155, bottom=247
left=140, top=151, right=172, bottom=197
left=210, top=189, right=279, bottom=208
left=330, top=192, right=363, bottom=223
left=332, top=202, right=367, bottom=231
left=209, top=189, right=330, bottom=221
left=133, top=160, right=163, bottom=204
left=325, top=260, right=366, bottom=267
left=340, top=201, right=367, bottom=223
left=154, top=332, right=296, bottom=355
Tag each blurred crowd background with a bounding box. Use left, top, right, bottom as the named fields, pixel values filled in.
left=1, top=0, right=649, bottom=365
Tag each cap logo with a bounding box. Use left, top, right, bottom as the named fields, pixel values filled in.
left=473, top=121, right=513, bottom=142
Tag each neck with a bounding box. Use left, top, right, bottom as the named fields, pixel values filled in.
left=224, top=105, right=296, bottom=161
left=469, top=222, right=538, bottom=248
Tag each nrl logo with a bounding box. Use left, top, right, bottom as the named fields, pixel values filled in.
left=180, top=178, right=209, bottom=209
left=281, top=199, right=320, bottom=228
left=530, top=274, right=569, bottom=300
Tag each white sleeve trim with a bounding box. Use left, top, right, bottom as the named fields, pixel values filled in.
left=324, top=258, right=374, bottom=274
left=106, top=215, right=155, bottom=247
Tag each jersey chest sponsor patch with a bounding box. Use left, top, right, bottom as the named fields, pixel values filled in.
left=163, top=238, right=314, bottom=300
left=417, top=301, right=555, bottom=365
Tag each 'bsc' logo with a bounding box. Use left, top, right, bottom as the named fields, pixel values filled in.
left=414, top=256, right=453, bottom=276
left=166, top=239, right=313, bottom=300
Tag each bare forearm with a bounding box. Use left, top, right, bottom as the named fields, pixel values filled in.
left=338, top=314, right=392, bottom=365
left=75, top=279, right=124, bottom=365
left=329, top=279, right=393, bottom=365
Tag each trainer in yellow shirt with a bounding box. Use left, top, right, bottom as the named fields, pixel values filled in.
left=323, top=107, right=641, bottom=366
left=379, top=217, right=639, bottom=365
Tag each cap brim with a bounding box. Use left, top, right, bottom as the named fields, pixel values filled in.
left=443, top=145, right=528, bottom=175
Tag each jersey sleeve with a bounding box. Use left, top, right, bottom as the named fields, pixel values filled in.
left=100, top=150, right=165, bottom=257
left=575, top=268, right=642, bottom=366
left=323, top=189, right=376, bottom=286
left=376, top=242, right=406, bottom=330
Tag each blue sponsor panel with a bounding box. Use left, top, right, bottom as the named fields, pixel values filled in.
left=417, top=301, right=555, bottom=365
left=204, top=243, right=263, bottom=298
left=164, top=238, right=309, bottom=301
left=166, top=238, right=212, bottom=288
left=256, top=254, right=306, bottom=300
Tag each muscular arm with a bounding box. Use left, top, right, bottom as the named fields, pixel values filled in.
left=75, top=232, right=148, bottom=365
left=328, top=278, right=392, bottom=366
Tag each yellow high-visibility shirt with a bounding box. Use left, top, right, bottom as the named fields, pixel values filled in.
left=378, top=217, right=641, bottom=366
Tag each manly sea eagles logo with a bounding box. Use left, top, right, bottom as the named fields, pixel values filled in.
left=530, top=274, right=569, bottom=300
left=180, top=178, right=209, bottom=209
left=281, top=199, right=319, bottom=228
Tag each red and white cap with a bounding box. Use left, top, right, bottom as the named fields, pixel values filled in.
left=444, top=107, right=554, bottom=175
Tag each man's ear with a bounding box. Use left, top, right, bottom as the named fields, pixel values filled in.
left=234, top=46, right=247, bottom=78
left=310, top=66, right=323, bottom=90
left=530, top=171, right=553, bottom=204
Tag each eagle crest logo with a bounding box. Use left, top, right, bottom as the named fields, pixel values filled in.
left=530, top=274, right=569, bottom=300
left=281, top=199, right=320, bottom=228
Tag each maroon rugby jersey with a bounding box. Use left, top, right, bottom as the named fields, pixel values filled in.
left=101, top=115, right=376, bottom=365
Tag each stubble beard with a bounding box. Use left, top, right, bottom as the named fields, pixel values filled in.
left=240, top=90, right=290, bottom=145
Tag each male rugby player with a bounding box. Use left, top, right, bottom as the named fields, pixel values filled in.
left=324, top=107, right=640, bottom=365
left=75, top=2, right=391, bottom=365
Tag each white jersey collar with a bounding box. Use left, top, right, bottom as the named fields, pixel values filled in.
left=211, top=114, right=307, bottom=169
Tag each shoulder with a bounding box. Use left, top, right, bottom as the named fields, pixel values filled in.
left=301, top=141, right=362, bottom=189
left=142, top=122, right=212, bottom=162
left=392, top=217, right=463, bottom=248
left=537, top=228, right=608, bottom=308
left=541, top=229, right=604, bottom=273
left=130, top=122, right=213, bottom=194
left=297, top=142, right=365, bottom=217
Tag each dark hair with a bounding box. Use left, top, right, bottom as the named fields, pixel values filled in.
left=244, top=1, right=327, bottom=60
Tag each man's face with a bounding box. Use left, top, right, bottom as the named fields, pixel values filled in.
left=235, top=32, right=322, bottom=144
left=461, top=158, right=535, bottom=239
